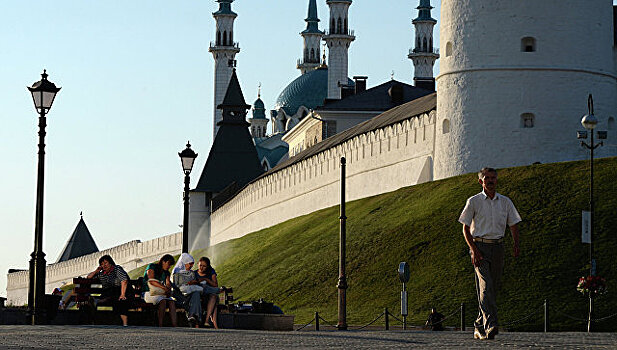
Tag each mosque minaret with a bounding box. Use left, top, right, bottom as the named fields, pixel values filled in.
left=297, top=0, right=324, bottom=75
left=408, top=0, right=439, bottom=91
left=323, top=0, right=355, bottom=99
left=209, top=0, right=241, bottom=137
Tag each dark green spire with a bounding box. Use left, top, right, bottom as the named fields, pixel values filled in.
left=302, top=0, right=323, bottom=34
left=413, top=0, right=436, bottom=23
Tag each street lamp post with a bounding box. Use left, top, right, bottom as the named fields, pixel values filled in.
left=337, top=157, right=347, bottom=330
left=179, top=142, right=197, bottom=253
left=578, top=94, right=607, bottom=333
left=27, top=70, right=61, bottom=325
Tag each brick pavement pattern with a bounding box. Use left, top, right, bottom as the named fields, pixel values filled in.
left=0, top=326, right=616, bottom=349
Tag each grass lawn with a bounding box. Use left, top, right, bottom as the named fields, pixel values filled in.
left=133, top=157, right=617, bottom=331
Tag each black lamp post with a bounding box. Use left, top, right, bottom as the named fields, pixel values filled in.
left=337, top=157, right=347, bottom=330
left=27, top=70, right=61, bottom=325
left=577, top=94, right=607, bottom=332
left=179, top=141, right=197, bottom=253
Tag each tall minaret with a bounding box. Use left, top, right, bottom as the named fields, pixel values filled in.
left=408, top=0, right=439, bottom=91
left=323, top=0, right=355, bottom=99
left=297, top=0, right=324, bottom=75
left=209, top=0, right=241, bottom=137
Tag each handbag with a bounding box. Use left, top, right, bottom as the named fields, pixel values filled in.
left=147, top=280, right=167, bottom=296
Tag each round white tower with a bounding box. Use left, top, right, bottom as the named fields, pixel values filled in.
left=434, top=0, right=617, bottom=180
left=209, top=0, right=241, bottom=138
left=408, top=0, right=439, bottom=91
left=323, top=0, right=355, bottom=99
left=297, top=0, right=324, bottom=75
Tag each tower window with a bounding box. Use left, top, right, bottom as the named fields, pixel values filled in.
left=331, top=18, right=335, bottom=32
left=442, top=119, right=450, bottom=134
left=521, top=37, right=536, bottom=52
left=310, top=48, right=315, bottom=60
left=223, top=31, right=227, bottom=46
left=337, top=17, right=342, bottom=34
left=445, top=42, right=453, bottom=57
left=344, top=18, right=348, bottom=33
left=217, top=31, right=221, bottom=45
left=423, top=37, right=427, bottom=52
left=520, top=113, right=535, bottom=128
left=230, top=31, right=233, bottom=43
left=609, top=117, right=615, bottom=130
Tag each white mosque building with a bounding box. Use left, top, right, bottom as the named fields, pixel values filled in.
left=7, top=0, right=617, bottom=304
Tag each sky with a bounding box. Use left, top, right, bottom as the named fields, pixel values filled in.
left=0, top=0, right=444, bottom=297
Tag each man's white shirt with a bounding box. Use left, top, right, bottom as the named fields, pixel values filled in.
left=459, top=191, right=522, bottom=239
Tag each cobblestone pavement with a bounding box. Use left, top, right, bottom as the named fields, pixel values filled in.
left=0, top=326, right=616, bottom=349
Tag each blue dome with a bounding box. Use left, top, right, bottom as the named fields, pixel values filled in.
left=275, top=67, right=353, bottom=116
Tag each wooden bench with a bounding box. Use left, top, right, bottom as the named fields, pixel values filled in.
left=71, top=277, right=158, bottom=324
left=72, top=277, right=153, bottom=310
left=71, top=277, right=235, bottom=326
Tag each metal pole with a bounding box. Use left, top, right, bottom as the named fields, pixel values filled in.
left=182, top=172, right=190, bottom=253
left=402, top=281, right=407, bottom=330
left=28, top=111, right=48, bottom=325
left=315, top=311, right=320, bottom=331
left=385, top=307, right=389, bottom=330
left=460, top=302, right=465, bottom=332
left=337, top=157, right=348, bottom=330
left=588, top=128, right=594, bottom=333
left=544, top=299, right=549, bottom=333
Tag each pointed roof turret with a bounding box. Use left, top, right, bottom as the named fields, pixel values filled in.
left=218, top=69, right=251, bottom=112
left=194, top=69, right=263, bottom=193
left=56, top=213, right=99, bottom=263
left=302, top=0, right=323, bottom=34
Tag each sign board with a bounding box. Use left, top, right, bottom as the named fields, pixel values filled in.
left=582, top=211, right=591, bottom=244
left=398, top=262, right=410, bottom=283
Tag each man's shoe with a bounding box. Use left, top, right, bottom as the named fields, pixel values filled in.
left=486, top=327, right=499, bottom=340
left=473, top=329, right=486, bottom=340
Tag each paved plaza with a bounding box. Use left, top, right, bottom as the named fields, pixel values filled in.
left=0, top=325, right=616, bottom=349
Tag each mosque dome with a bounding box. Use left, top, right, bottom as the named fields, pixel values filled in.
left=274, top=66, right=353, bottom=116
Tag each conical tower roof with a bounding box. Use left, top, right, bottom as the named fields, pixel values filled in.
left=194, top=69, right=263, bottom=193
left=56, top=214, right=99, bottom=263
left=218, top=69, right=251, bottom=111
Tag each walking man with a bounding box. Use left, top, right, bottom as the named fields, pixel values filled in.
left=459, top=168, right=521, bottom=340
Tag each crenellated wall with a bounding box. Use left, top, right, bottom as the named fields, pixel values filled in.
left=210, top=110, right=436, bottom=246
left=6, top=232, right=181, bottom=306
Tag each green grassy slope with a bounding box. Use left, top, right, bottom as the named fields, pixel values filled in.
left=169, top=158, right=617, bottom=331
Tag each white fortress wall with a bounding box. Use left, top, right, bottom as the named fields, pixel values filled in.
left=434, top=0, right=617, bottom=180
left=6, top=232, right=181, bottom=306
left=210, top=110, right=436, bottom=246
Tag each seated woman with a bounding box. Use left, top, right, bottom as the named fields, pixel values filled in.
left=143, top=254, right=177, bottom=327
left=195, top=257, right=223, bottom=329
left=86, top=255, right=132, bottom=326
left=172, top=253, right=203, bottom=328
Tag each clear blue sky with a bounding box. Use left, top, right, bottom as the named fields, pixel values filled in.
left=0, top=0, right=442, bottom=297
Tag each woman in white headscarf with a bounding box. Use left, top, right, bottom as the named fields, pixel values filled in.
left=172, top=253, right=203, bottom=327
